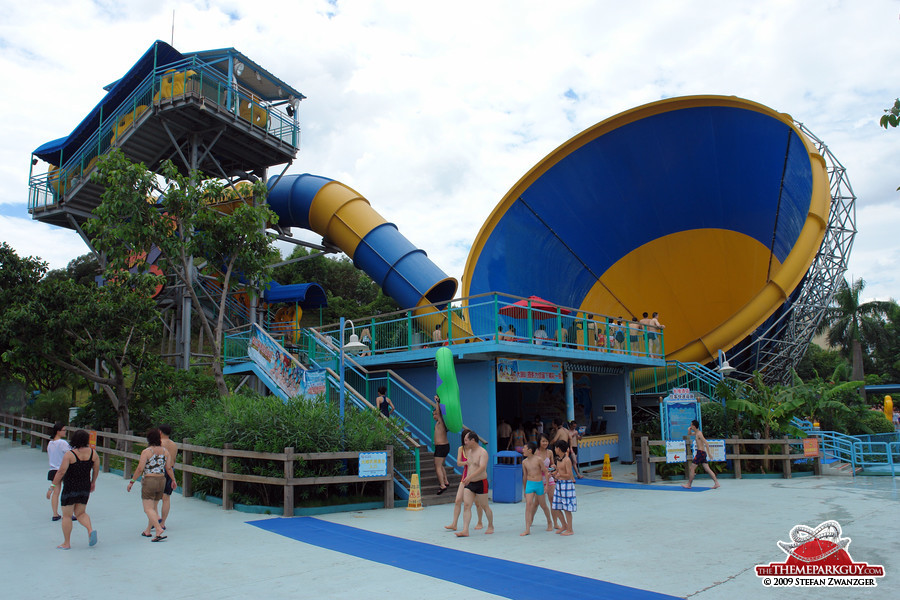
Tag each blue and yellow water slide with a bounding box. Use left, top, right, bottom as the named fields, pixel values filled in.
left=462, top=96, right=831, bottom=366
left=266, top=174, right=472, bottom=337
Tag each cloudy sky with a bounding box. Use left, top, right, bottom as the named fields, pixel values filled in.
left=1, top=0, right=898, bottom=301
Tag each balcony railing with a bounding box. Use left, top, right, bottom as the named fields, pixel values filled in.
left=29, top=55, right=300, bottom=212
left=309, top=292, right=665, bottom=361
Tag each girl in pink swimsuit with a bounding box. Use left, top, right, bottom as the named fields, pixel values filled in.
left=536, top=433, right=559, bottom=529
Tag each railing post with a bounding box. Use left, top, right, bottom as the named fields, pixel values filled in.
left=782, top=436, right=791, bottom=479
left=683, top=435, right=691, bottom=480
left=182, top=437, right=193, bottom=498
left=732, top=435, right=742, bottom=479
left=640, top=436, right=650, bottom=484
left=283, top=447, right=295, bottom=517
left=40, top=420, right=48, bottom=452
left=406, top=311, right=413, bottom=350
left=124, top=430, right=134, bottom=479
left=385, top=445, right=395, bottom=509
left=223, top=443, right=234, bottom=511
left=102, top=428, right=111, bottom=473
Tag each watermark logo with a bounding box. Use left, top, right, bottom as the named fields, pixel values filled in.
left=755, top=520, right=884, bottom=588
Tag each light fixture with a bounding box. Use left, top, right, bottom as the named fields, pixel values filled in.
left=286, top=105, right=294, bottom=117
left=233, top=61, right=244, bottom=76
left=338, top=318, right=369, bottom=430
left=716, top=349, right=736, bottom=377
left=255, top=70, right=261, bottom=82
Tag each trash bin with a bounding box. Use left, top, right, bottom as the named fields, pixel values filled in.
left=492, top=451, right=523, bottom=503
left=635, top=453, right=655, bottom=483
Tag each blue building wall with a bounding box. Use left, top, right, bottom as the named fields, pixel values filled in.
left=393, top=360, right=498, bottom=477
left=590, top=373, right=633, bottom=462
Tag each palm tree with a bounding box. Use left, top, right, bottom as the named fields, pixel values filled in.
left=818, top=278, right=895, bottom=400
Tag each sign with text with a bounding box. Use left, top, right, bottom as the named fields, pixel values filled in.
left=358, top=451, right=388, bottom=478
left=497, top=358, right=563, bottom=383
left=666, top=440, right=687, bottom=463
left=248, top=324, right=325, bottom=400
left=803, top=438, right=820, bottom=458
left=662, top=398, right=699, bottom=441
left=692, top=439, right=726, bottom=462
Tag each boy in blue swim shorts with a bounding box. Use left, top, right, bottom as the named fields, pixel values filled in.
left=520, top=442, right=552, bottom=536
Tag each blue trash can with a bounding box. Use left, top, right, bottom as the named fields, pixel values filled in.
left=492, top=451, right=523, bottom=503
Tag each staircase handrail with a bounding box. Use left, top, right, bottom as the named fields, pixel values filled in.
left=304, top=327, right=488, bottom=447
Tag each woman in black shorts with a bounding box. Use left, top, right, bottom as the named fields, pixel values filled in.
left=46, top=429, right=99, bottom=549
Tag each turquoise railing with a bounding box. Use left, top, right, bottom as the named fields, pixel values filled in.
left=313, top=292, right=665, bottom=361
left=29, top=54, right=300, bottom=211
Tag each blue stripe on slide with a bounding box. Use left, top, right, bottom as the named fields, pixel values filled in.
left=247, top=517, right=681, bottom=600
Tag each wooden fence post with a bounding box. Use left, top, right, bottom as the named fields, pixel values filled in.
left=283, top=447, right=294, bottom=517
left=40, top=421, right=49, bottom=452
left=182, top=438, right=193, bottom=498
left=782, top=436, right=791, bottom=479
left=732, top=435, right=742, bottom=479
left=101, top=428, right=111, bottom=473
left=640, top=436, right=650, bottom=484
left=124, top=430, right=134, bottom=479
left=223, top=443, right=233, bottom=511
left=385, top=445, right=395, bottom=508
left=814, top=444, right=822, bottom=476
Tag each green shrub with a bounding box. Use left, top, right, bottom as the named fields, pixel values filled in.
left=857, top=410, right=895, bottom=435
left=152, top=392, right=407, bottom=508
left=25, top=389, right=72, bottom=424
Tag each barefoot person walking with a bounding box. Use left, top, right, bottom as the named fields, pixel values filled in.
left=455, top=430, right=494, bottom=537
left=520, top=442, right=552, bottom=536
left=127, top=428, right=177, bottom=542
left=682, top=420, right=720, bottom=489
left=551, top=440, right=576, bottom=536
left=46, top=429, right=99, bottom=549
left=444, top=429, right=484, bottom=532
left=47, top=422, right=71, bottom=521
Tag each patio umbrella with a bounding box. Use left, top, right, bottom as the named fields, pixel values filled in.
left=499, top=296, right=572, bottom=320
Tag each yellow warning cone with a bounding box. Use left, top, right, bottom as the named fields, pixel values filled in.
left=406, top=473, right=424, bottom=511
left=601, top=453, right=613, bottom=481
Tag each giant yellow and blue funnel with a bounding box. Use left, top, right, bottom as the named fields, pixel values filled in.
left=462, top=95, right=831, bottom=366
left=267, top=174, right=458, bottom=311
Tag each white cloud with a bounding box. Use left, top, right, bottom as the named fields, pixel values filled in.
left=1, top=0, right=898, bottom=303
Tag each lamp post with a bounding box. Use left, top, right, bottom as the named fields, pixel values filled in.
left=338, top=317, right=368, bottom=423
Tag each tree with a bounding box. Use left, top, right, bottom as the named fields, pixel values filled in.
left=86, top=150, right=279, bottom=396
left=717, top=372, right=805, bottom=472
left=0, top=243, right=69, bottom=391
left=880, top=98, right=900, bottom=129
left=0, top=277, right=161, bottom=436
left=818, top=278, right=895, bottom=401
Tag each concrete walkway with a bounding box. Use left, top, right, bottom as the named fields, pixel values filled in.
left=2, top=435, right=897, bottom=599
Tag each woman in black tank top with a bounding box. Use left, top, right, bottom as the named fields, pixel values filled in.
left=47, top=429, right=99, bottom=549
left=376, top=386, right=394, bottom=418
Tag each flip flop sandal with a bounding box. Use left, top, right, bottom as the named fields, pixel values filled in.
left=151, top=535, right=167, bottom=542
left=141, top=532, right=153, bottom=537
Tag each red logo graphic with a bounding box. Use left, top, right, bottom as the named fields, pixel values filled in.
left=755, top=520, right=884, bottom=588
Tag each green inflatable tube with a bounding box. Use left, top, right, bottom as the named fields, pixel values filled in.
left=435, top=347, right=463, bottom=433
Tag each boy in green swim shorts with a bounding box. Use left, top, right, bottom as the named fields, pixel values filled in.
left=520, top=442, right=551, bottom=536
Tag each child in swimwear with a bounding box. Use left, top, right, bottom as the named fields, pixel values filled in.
left=551, top=439, right=576, bottom=536
left=520, top=442, right=551, bottom=536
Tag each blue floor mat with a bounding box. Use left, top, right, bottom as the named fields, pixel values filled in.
left=576, top=479, right=708, bottom=492
left=248, top=517, right=682, bottom=600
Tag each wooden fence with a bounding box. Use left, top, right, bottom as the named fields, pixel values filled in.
left=635, top=434, right=823, bottom=484
left=1, top=413, right=394, bottom=516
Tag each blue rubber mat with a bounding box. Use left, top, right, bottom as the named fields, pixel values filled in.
left=248, top=517, right=681, bottom=600
left=575, top=479, right=708, bottom=492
